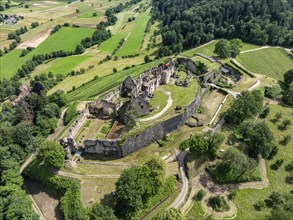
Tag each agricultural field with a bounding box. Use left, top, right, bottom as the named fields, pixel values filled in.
left=0, top=49, right=25, bottom=79
left=99, top=33, right=128, bottom=52
left=116, top=11, right=151, bottom=56
left=238, top=48, right=293, bottom=81
left=31, top=55, right=89, bottom=76
left=28, top=27, right=95, bottom=56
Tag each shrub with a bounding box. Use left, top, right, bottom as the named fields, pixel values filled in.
left=228, top=191, right=236, bottom=200
left=254, top=201, right=266, bottom=211
left=208, top=196, right=230, bottom=212
left=194, top=189, right=206, bottom=201
left=64, top=103, right=77, bottom=125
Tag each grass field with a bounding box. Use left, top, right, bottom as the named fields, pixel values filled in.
left=32, top=55, right=89, bottom=76
left=116, top=11, right=151, bottom=56
left=99, top=33, right=128, bottom=52
left=238, top=48, right=293, bottom=81
left=27, top=27, right=95, bottom=57
left=0, top=50, right=25, bottom=79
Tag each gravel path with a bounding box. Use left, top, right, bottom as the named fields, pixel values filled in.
left=139, top=91, right=173, bottom=122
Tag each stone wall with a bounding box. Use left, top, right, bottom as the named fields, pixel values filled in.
left=84, top=86, right=206, bottom=158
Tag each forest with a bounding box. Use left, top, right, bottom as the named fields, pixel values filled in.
left=152, top=0, right=293, bottom=56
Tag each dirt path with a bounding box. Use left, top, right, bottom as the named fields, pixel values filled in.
left=139, top=91, right=173, bottom=122
left=240, top=45, right=292, bottom=54
left=182, top=156, right=269, bottom=218
left=248, top=79, right=260, bottom=91
left=17, top=29, right=52, bottom=49
left=50, top=169, right=120, bottom=180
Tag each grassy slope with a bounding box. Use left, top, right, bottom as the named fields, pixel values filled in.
left=28, top=27, right=95, bottom=57
left=0, top=49, right=25, bottom=79
left=238, top=48, right=293, bottom=81
left=32, top=55, right=89, bottom=76
left=234, top=104, right=293, bottom=220
left=0, top=27, right=94, bottom=79
left=65, top=58, right=165, bottom=101
left=99, top=33, right=128, bottom=52
left=116, top=11, right=150, bottom=56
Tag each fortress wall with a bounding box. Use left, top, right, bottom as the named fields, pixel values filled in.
left=83, top=87, right=206, bottom=158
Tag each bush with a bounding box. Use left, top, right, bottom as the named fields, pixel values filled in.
left=254, top=201, right=266, bottom=211
left=228, top=191, right=236, bottom=200
left=194, top=189, right=206, bottom=201
left=208, top=196, right=230, bottom=212
left=64, top=103, right=77, bottom=125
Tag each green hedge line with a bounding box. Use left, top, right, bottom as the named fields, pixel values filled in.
left=23, top=159, right=88, bottom=220
left=64, top=102, right=78, bottom=125
left=229, top=60, right=255, bottom=78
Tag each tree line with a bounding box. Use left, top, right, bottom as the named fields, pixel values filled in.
left=152, top=0, right=293, bottom=56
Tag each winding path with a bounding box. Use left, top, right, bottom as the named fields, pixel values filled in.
left=168, top=150, right=189, bottom=209
left=139, top=91, right=173, bottom=122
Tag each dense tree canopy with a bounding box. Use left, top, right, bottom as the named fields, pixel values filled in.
left=152, top=0, right=293, bottom=56
left=115, top=157, right=166, bottom=219
left=225, top=90, right=263, bottom=124
left=38, top=141, right=65, bottom=168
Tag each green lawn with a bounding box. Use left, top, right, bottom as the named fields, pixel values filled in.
left=33, top=55, right=89, bottom=76
left=65, top=58, right=165, bottom=102
left=99, top=33, right=128, bottom=52
left=0, top=49, right=25, bottom=79
left=238, top=48, right=293, bottom=81
left=27, top=27, right=95, bottom=57
left=186, top=202, right=206, bottom=220
left=116, top=11, right=150, bottom=56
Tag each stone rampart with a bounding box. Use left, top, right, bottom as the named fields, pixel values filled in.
left=84, top=86, right=206, bottom=158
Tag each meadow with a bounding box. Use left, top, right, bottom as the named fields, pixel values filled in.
left=0, top=27, right=94, bottom=79
left=99, top=33, right=128, bottom=52
left=234, top=105, right=293, bottom=219
left=31, top=55, right=89, bottom=76
left=238, top=48, right=293, bottom=81
left=0, top=50, right=25, bottom=79
left=115, top=11, right=151, bottom=56
left=27, top=27, right=95, bottom=57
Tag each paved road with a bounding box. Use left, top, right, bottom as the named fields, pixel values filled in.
left=169, top=150, right=189, bottom=209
